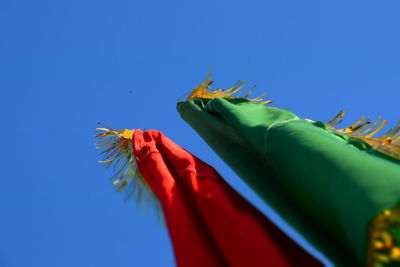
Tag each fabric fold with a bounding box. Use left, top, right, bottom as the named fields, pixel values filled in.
left=133, top=129, right=322, bottom=267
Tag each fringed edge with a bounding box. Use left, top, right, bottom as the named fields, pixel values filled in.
left=327, top=111, right=400, bottom=160
left=186, top=73, right=272, bottom=105
left=95, top=125, right=161, bottom=211
left=368, top=205, right=400, bottom=266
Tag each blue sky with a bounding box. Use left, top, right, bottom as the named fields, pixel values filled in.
left=1, top=0, right=399, bottom=266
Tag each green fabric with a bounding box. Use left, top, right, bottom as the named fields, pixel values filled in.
left=177, top=97, right=400, bottom=266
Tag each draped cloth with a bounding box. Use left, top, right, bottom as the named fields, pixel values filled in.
left=132, top=129, right=322, bottom=267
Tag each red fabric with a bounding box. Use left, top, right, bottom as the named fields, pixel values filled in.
left=133, top=129, right=322, bottom=267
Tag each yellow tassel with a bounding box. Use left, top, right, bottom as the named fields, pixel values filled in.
left=95, top=124, right=158, bottom=206
left=186, top=73, right=272, bottom=105
left=327, top=111, right=400, bottom=160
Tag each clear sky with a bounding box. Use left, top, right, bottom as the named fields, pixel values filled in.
left=1, top=0, right=399, bottom=266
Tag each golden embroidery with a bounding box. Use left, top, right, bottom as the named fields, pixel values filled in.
left=368, top=206, right=400, bottom=266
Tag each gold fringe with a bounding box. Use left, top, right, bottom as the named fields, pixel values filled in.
left=327, top=111, right=400, bottom=160
left=187, top=73, right=272, bottom=105
left=95, top=125, right=158, bottom=206
left=368, top=205, right=400, bottom=266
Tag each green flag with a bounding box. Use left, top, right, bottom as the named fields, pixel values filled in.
left=177, top=76, right=400, bottom=266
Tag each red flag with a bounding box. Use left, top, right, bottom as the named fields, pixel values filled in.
left=133, top=129, right=322, bottom=267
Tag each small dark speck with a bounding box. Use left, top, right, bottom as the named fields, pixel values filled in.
left=129, top=90, right=133, bottom=94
